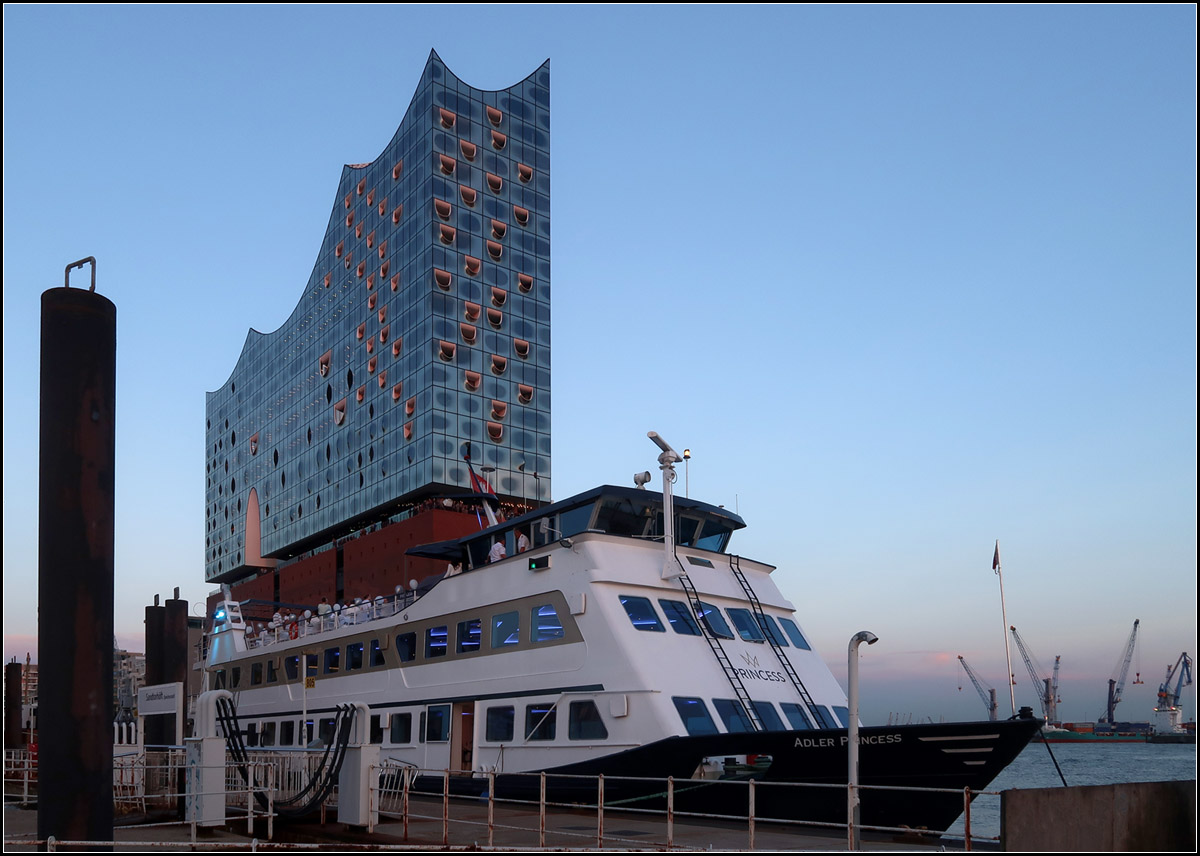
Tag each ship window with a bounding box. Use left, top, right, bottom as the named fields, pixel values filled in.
left=281, top=720, right=296, bottom=746
left=261, top=721, right=277, bottom=747
left=727, top=608, right=766, bottom=643
left=306, top=654, right=319, bottom=679
left=812, top=706, right=838, bottom=729
left=713, top=699, right=754, bottom=733
left=779, top=703, right=813, bottom=731
left=594, top=497, right=655, bottom=537
left=695, top=602, right=735, bottom=639
left=457, top=618, right=482, bottom=654
left=559, top=503, right=595, bottom=537
left=396, top=632, right=416, bottom=662
left=245, top=722, right=258, bottom=747
left=832, top=706, right=851, bottom=728
left=231, top=667, right=242, bottom=688
left=525, top=703, right=557, bottom=740
left=531, top=604, right=564, bottom=643
left=346, top=642, right=364, bottom=671
left=426, top=626, right=448, bottom=658
left=619, top=595, right=665, bottom=632
left=695, top=518, right=733, bottom=552
left=672, top=697, right=718, bottom=736
left=319, top=717, right=335, bottom=746
left=251, top=662, right=263, bottom=685
left=426, top=704, right=451, bottom=742
left=751, top=701, right=786, bottom=731
left=777, top=617, right=812, bottom=650
left=756, top=614, right=789, bottom=647
left=390, top=712, right=412, bottom=744
left=266, top=661, right=278, bottom=683
left=323, top=647, right=340, bottom=674
left=486, top=706, right=515, bottom=742
left=370, top=714, right=384, bottom=744
left=214, top=670, right=226, bottom=689
left=568, top=701, right=608, bottom=740
left=284, top=656, right=299, bottom=680
left=491, top=611, right=520, bottom=648
left=370, top=639, right=386, bottom=667
left=659, top=599, right=702, bottom=635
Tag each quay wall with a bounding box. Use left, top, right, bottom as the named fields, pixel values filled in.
left=1002, top=779, right=1196, bottom=851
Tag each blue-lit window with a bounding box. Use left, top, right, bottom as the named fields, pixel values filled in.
left=812, top=706, right=838, bottom=729
left=696, top=602, right=734, bottom=639
left=486, top=706, right=514, bottom=742
left=780, top=703, right=813, bottom=730
left=833, top=706, right=851, bottom=727
left=370, top=639, right=386, bottom=667
left=756, top=614, right=789, bottom=647
left=778, top=617, right=811, bottom=650
left=619, top=595, right=665, bottom=632
left=491, top=611, right=520, bottom=648
left=568, top=701, right=608, bottom=740
left=457, top=618, right=482, bottom=654
left=658, top=599, right=702, bottom=635
left=426, top=625, right=448, bottom=658
left=323, top=647, right=340, bottom=674
left=346, top=642, right=364, bottom=671
left=750, top=701, right=786, bottom=731
left=713, top=698, right=754, bottom=733
left=727, top=608, right=766, bottom=643
left=525, top=702, right=557, bottom=740
left=672, top=697, right=718, bottom=736
left=396, top=632, right=416, bottom=663
left=531, top=604, right=564, bottom=642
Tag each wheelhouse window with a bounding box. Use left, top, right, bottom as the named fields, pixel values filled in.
left=695, top=602, right=734, bottom=639
left=780, top=702, right=813, bottom=730
left=568, top=701, right=608, bottom=740
left=492, top=611, right=520, bottom=648
left=486, top=706, right=515, bottom=742
left=531, top=604, right=564, bottom=642
left=727, top=608, right=766, bottom=643
left=619, top=595, right=665, bottom=632
left=778, top=617, right=812, bottom=650
left=593, top=496, right=656, bottom=537
left=346, top=642, right=364, bottom=671
left=396, top=632, right=416, bottom=662
left=751, top=701, right=786, bottom=731
left=457, top=618, right=482, bottom=654
left=525, top=702, right=557, bottom=740
left=659, top=599, right=702, bottom=635
left=389, top=712, right=412, bottom=744
left=672, top=697, right=718, bottom=736
left=426, top=625, right=448, bottom=658
left=713, top=698, right=754, bottom=733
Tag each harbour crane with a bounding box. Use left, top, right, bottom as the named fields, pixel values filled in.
left=1009, top=626, right=1059, bottom=724
left=1100, top=619, right=1141, bottom=723
left=1152, top=652, right=1193, bottom=734
left=957, top=655, right=998, bottom=721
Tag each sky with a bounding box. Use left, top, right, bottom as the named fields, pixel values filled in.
left=3, top=5, right=1196, bottom=727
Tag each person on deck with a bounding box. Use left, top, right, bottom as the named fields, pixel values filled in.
left=488, top=539, right=507, bottom=563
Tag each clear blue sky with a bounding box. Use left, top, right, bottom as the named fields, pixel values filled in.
left=4, top=5, right=1195, bottom=726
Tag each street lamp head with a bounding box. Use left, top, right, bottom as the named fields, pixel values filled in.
left=683, top=449, right=691, bottom=460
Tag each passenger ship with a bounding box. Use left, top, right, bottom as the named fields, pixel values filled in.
left=205, top=433, right=1039, bottom=833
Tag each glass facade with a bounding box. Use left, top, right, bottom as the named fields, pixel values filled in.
left=205, top=51, right=551, bottom=582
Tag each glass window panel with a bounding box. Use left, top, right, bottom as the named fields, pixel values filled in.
left=778, top=617, right=812, bottom=650
left=750, top=701, right=786, bottom=731
left=486, top=706, right=515, bottom=742
left=426, top=625, right=448, bottom=658
left=531, top=604, right=564, bottom=642
left=756, top=614, right=789, bottom=647
left=426, top=704, right=451, bottom=742
left=457, top=618, right=482, bottom=653
left=390, top=712, right=412, bottom=744
left=491, top=610, right=520, bottom=648
left=833, top=706, right=851, bottom=727
left=619, top=595, right=665, bottom=632
left=780, top=703, right=813, bottom=730
left=324, top=647, right=340, bottom=674
left=284, top=657, right=298, bottom=681
left=696, top=602, right=734, bottom=639
left=672, top=697, right=718, bottom=736
left=568, top=701, right=608, bottom=740
left=370, top=639, right=386, bottom=667
left=396, top=632, right=416, bottom=662
left=347, top=642, right=364, bottom=671
left=658, top=599, right=702, bottom=635
left=713, top=698, right=754, bottom=733
left=524, top=702, right=556, bottom=740
left=727, top=608, right=765, bottom=642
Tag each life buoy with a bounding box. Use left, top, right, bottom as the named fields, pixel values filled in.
left=288, top=622, right=299, bottom=640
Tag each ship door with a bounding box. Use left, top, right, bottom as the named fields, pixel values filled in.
left=451, top=702, right=475, bottom=773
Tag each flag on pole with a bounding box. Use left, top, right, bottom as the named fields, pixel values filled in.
left=992, top=541, right=1001, bottom=573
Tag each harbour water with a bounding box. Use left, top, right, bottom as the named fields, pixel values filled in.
left=942, top=740, right=1197, bottom=841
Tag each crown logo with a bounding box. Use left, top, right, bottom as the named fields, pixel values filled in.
left=740, top=652, right=760, bottom=668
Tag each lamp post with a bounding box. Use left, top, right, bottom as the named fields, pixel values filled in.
left=847, top=630, right=878, bottom=851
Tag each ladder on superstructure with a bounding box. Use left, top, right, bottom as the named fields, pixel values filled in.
left=675, top=568, right=764, bottom=732
left=728, top=554, right=825, bottom=728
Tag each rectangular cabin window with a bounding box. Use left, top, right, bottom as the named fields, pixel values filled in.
left=531, top=604, right=565, bottom=642
left=672, top=697, right=718, bottom=736
left=486, top=706, right=515, bottom=742
left=347, top=642, right=364, bottom=671
left=390, top=712, right=412, bottom=744
left=778, top=617, right=812, bottom=650
left=245, top=722, right=258, bottom=747
left=231, top=667, right=242, bottom=688
left=426, top=626, right=448, bottom=658
left=261, top=721, right=277, bottom=747
left=426, top=704, right=451, bottom=742
left=214, top=670, right=227, bottom=689
left=756, top=614, right=789, bottom=647
left=266, top=660, right=279, bottom=683
left=568, top=701, right=608, bottom=740
left=281, top=720, right=296, bottom=746
left=318, top=717, right=335, bottom=746
left=695, top=602, right=735, bottom=639
left=619, top=595, right=665, bottom=632
left=812, top=706, right=838, bottom=729
left=251, top=662, right=264, bottom=685
left=491, top=611, right=520, bottom=648
left=727, top=608, right=766, bottom=643
left=659, top=599, right=702, bottom=635
left=525, top=703, right=557, bottom=741
left=284, top=656, right=299, bottom=681
left=370, top=714, right=384, bottom=744
left=370, top=639, right=386, bottom=667
left=396, top=632, right=416, bottom=662
left=457, top=618, right=482, bottom=654
left=751, top=701, right=786, bottom=731
left=713, top=698, right=754, bottom=733
left=305, top=653, right=319, bottom=678
left=832, top=706, right=851, bottom=728
left=781, top=702, right=813, bottom=730
left=324, top=647, right=341, bottom=674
